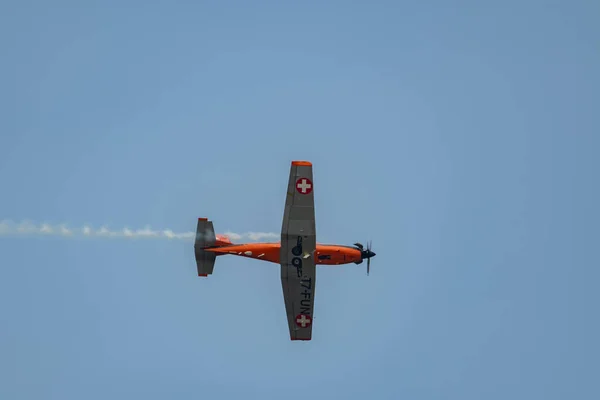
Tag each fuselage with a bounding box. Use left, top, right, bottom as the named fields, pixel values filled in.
left=205, top=242, right=363, bottom=265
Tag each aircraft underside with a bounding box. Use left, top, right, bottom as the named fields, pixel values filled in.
left=205, top=243, right=363, bottom=265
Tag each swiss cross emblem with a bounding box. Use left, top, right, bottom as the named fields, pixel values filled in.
left=295, top=178, right=313, bottom=194
left=295, top=314, right=312, bottom=328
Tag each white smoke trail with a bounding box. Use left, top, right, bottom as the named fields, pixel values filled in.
left=0, top=220, right=279, bottom=242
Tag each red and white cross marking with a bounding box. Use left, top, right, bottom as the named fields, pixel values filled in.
left=295, top=313, right=312, bottom=328
left=295, top=178, right=313, bottom=194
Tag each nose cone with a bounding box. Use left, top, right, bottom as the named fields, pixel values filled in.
left=361, top=250, right=376, bottom=259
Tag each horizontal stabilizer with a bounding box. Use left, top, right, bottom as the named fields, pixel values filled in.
left=194, top=218, right=217, bottom=277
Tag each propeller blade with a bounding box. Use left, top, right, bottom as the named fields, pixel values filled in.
left=367, top=240, right=373, bottom=275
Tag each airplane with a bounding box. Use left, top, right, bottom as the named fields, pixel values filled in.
left=193, top=160, right=376, bottom=341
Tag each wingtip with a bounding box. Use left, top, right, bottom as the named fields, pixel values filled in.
left=291, top=160, right=312, bottom=166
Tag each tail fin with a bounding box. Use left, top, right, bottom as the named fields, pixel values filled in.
left=194, top=218, right=216, bottom=277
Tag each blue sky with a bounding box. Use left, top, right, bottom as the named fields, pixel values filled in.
left=1, top=1, right=599, bottom=399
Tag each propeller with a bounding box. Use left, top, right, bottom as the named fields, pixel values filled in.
left=354, top=240, right=376, bottom=275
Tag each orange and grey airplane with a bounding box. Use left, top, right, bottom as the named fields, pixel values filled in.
left=193, top=160, right=376, bottom=341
